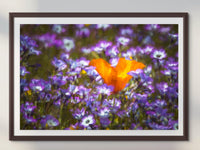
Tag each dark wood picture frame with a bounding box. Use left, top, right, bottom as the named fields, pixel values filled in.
left=9, top=12, right=188, bottom=141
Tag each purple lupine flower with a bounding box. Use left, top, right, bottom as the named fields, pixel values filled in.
left=90, top=101, right=101, bottom=115
left=96, top=84, right=114, bottom=96
left=140, top=73, right=153, bottom=84
left=37, top=33, right=62, bottom=48
left=96, top=24, right=110, bottom=30
left=168, top=86, right=178, bottom=99
left=116, top=36, right=130, bottom=46
left=69, top=60, right=79, bottom=69
left=21, top=102, right=37, bottom=124
left=76, top=28, right=90, bottom=37
left=168, top=119, right=178, bottom=130
left=67, top=84, right=79, bottom=95
left=77, top=57, right=89, bottom=67
left=145, top=24, right=160, bottom=31
left=98, top=107, right=110, bottom=118
left=85, top=97, right=95, bottom=107
left=29, top=79, right=45, bottom=92
left=169, top=33, right=178, bottom=45
left=52, top=90, right=62, bottom=100
left=148, top=122, right=170, bottom=130
left=100, top=118, right=111, bottom=127
left=44, top=81, right=51, bottom=91
left=62, top=38, right=75, bottom=52
left=44, top=93, right=52, bottom=102
left=29, top=47, right=41, bottom=55
left=136, top=47, right=145, bottom=55
left=20, top=66, right=30, bottom=76
left=74, top=67, right=82, bottom=74
left=20, top=35, right=38, bottom=53
left=60, top=53, right=70, bottom=62
left=105, top=46, right=119, bottom=57
left=76, top=85, right=91, bottom=97
left=21, top=102, right=36, bottom=113
left=67, top=69, right=81, bottom=79
left=70, top=96, right=81, bottom=104
left=50, top=75, right=68, bottom=86
left=131, top=102, right=139, bottom=113
left=151, top=49, right=167, bottom=60
left=39, top=92, right=46, bottom=100
left=93, top=41, right=112, bottom=53
left=80, top=115, right=95, bottom=128
left=52, top=57, right=67, bottom=71
left=52, top=24, right=66, bottom=34
left=144, top=46, right=154, bottom=54
left=128, top=69, right=152, bottom=84
left=124, top=91, right=134, bottom=100
left=23, top=116, right=37, bottom=123
left=98, top=41, right=112, bottom=49
left=76, top=24, right=84, bottom=28
left=165, top=59, right=178, bottom=73
left=94, top=75, right=103, bottom=85
left=144, top=65, right=152, bottom=75
left=61, top=89, right=71, bottom=100
left=53, top=99, right=61, bottom=107
left=72, top=108, right=85, bottom=120
left=81, top=47, right=92, bottom=54
left=134, top=93, right=148, bottom=105
left=127, top=47, right=137, bottom=56
left=146, top=84, right=155, bottom=94
left=121, top=50, right=134, bottom=60
left=120, top=27, right=133, bottom=36
left=146, top=111, right=157, bottom=117
left=105, top=98, right=121, bottom=113
left=112, top=99, right=121, bottom=109
left=84, top=66, right=99, bottom=77
left=126, top=107, right=133, bottom=117
left=156, top=82, right=168, bottom=95
left=142, top=35, right=154, bottom=45
left=117, top=110, right=127, bottom=118
left=153, top=99, right=167, bottom=107
left=128, top=69, right=144, bottom=78
left=40, top=115, right=59, bottom=128
left=69, top=59, right=89, bottom=70
left=92, top=46, right=103, bottom=53
left=161, top=69, right=171, bottom=76
left=109, top=57, right=119, bottom=67
left=169, top=33, right=178, bottom=39
left=159, top=27, right=171, bottom=33
left=20, top=79, right=29, bottom=92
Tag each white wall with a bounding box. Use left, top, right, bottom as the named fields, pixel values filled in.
left=0, top=0, right=200, bottom=149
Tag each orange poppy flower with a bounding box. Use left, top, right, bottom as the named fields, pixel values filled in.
left=89, top=58, right=145, bottom=93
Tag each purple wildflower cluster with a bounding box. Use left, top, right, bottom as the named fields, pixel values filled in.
left=20, top=24, right=178, bottom=130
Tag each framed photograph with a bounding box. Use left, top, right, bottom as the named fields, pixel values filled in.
left=9, top=13, right=188, bottom=141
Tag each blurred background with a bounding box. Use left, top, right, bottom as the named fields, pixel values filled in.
left=1, top=0, right=200, bottom=150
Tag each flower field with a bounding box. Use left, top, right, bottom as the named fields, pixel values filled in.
left=20, top=24, right=178, bottom=130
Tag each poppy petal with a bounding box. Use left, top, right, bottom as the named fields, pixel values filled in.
left=89, top=58, right=145, bottom=93
left=89, top=59, right=117, bottom=86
